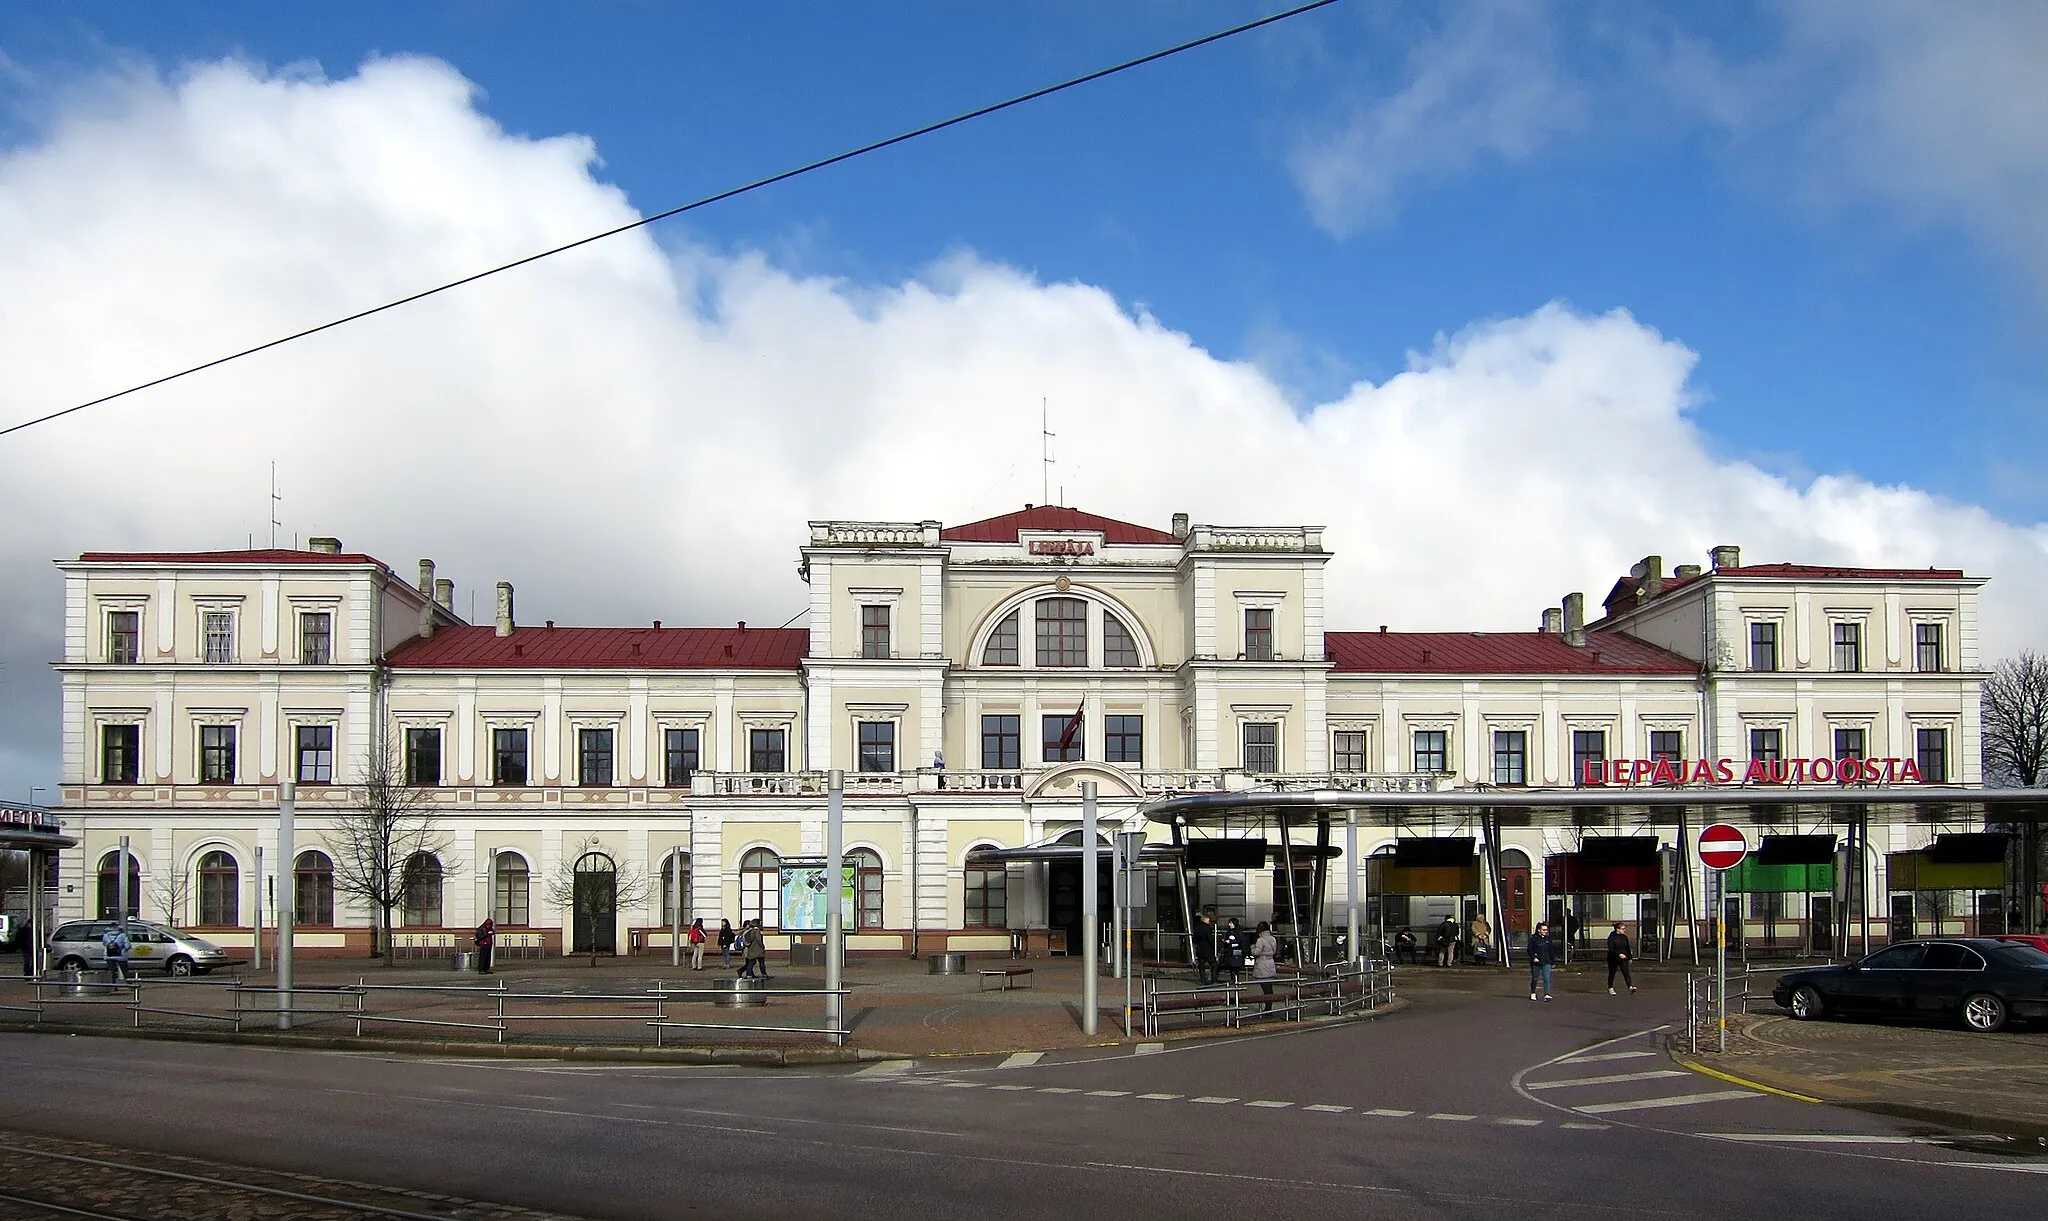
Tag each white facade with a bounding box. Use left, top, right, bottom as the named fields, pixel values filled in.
left=50, top=510, right=1989, bottom=955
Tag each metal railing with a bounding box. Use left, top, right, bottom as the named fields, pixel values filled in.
left=1684, top=960, right=1830, bottom=1054
left=1139, top=960, right=1392, bottom=1036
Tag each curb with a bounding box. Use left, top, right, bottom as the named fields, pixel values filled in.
left=1667, top=1043, right=2048, bottom=1141
left=1666, top=1050, right=1822, bottom=1103
left=0, top=1020, right=900, bottom=1066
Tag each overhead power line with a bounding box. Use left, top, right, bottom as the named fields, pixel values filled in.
left=0, top=0, right=1343, bottom=441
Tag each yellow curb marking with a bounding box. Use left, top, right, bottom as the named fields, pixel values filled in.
left=1670, top=1052, right=1822, bottom=1104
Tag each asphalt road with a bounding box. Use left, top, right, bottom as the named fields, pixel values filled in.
left=2, top=989, right=2044, bottom=1220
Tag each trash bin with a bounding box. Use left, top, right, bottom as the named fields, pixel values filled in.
left=60, top=966, right=83, bottom=997
left=927, top=952, right=966, bottom=976
left=451, top=952, right=475, bottom=972
left=715, top=978, right=766, bottom=1007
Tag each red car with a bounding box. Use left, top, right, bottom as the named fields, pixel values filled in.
left=1994, top=934, right=2048, bottom=954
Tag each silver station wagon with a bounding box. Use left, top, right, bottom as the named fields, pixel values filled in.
left=47, top=920, right=233, bottom=977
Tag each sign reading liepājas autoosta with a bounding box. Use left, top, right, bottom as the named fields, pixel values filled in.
left=1581, top=757, right=1931, bottom=787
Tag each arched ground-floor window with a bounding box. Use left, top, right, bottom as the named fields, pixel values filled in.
left=659, top=851, right=692, bottom=927
left=294, top=850, right=334, bottom=925
left=197, top=851, right=238, bottom=926
left=401, top=853, right=443, bottom=927
left=493, top=852, right=530, bottom=925
left=964, top=847, right=1007, bottom=929
left=96, top=850, right=141, bottom=921
left=850, top=848, right=884, bottom=930
left=740, top=848, right=780, bottom=930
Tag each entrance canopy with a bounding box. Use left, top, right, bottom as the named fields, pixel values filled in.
left=0, top=803, right=74, bottom=852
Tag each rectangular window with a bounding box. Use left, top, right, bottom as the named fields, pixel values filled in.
left=101, top=724, right=140, bottom=784
left=1333, top=730, right=1369, bottom=773
left=1243, top=608, right=1274, bottom=661
left=1749, top=622, right=1778, bottom=672
left=859, top=605, right=891, bottom=660
left=1915, top=623, right=1944, bottom=673
left=1413, top=730, right=1448, bottom=774
left=404, top=727, right=442, bottom=786
left=1042, top=712, right=1084, bottom=763
left=981, top=715, right=1021, bottom=770
left=1105, top=715, right=1143, bottom=766
left=107, top=611, right=140, bottom=664
left=1916, top=728, right=1948, bottom=783
left=1648, top=730, right=1684, bottom=763
left=858, top=721, right=896, bottom=773
left=1242, top=722, right=1279, bottom=774
left=201, top=611, right=234, bottom=664
left=1832, top=622, right=1862, bottom=672
left=1749, top=727, right=1783, bottom=762
left=199, top=724, right=237, bottom=783
left=964, top=863, right=1007, bottom=929
left=295, top=725, right=334, bottom=784
left=1035, top=598, right=1088, bottom=667
left=749, top=728, right=787, bottom=773
left=1492, top=730, right=1527, bottom=785
left=299, top=613, right=332, bottom=664
left=663, top=728, right=699, bottom=787
left=578, top=728, right=614, bottom=786
left=1571, top=730, right=1607, bottom=784
left=492, top=728, right=528, bottom=786
left=1833, top=727, right=1866, bottom=761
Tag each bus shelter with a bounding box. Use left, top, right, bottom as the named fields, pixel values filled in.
left=1, top=802, right=76, bottom=977
left=1143, top=785, right=2048, bottom=969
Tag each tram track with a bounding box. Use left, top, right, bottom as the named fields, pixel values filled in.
left=0, top=1133, right=574, bottom=1221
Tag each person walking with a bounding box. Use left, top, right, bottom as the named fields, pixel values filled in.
left=1250, top=921, right=1279, bottom=1011
left=737, top=920, right=770, bottom=981
left=1606, top=922, right=1637, bottom=995
left=1528, top=920, right=1557, bottom=1001
left=717, top=918, right=736, bottom=969
left=688, top=918, right=707, bottom=971
left=473, top=916, right=496, bottom=975
left=99, top=923, right=134, bottom=984
left=1191, top=909, right=1219, bottom=985
left=1434, top=915, right=1460, bottom=968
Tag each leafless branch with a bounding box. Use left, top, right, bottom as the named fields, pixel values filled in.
left=324, top=737, right=458, bottom=959
left=1982, top=651, right=2048, bottom=788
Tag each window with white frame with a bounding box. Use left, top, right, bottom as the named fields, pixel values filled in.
left=404, top=727, right=442, bottom=786
left=748, top=727, right=788, bottom=773
left=964, top=848, right=1007, bottom=928
left=107, top=610, right=141, bottom=664
left=201, top=610, right=235, bottom=664
left=1833, top=726, right=1867, bottom=761
left=1102, top=614, right=1141, bottom=667
left=1105, top=715, right=1143, bottom=766
left=198, top=723, right=237, bottom=783
left=982, top=610, right=1020, bottom=666
left=1035, top=597, right=1088, bottom=667
left=857, top=721, right=896, bottom=772
left=1648, top=729, right=1684, bottom=762
left=663, top=728, right=700, bottom=787
left=100, top=723, right=141, bottom=783
left=1748, top=621, right=1779, bottom=672
left=1492, top=730, right=1527, bottom=785
left=1241, top=722, right=1279, bottom=773
left=1914, top=623, right=1945, bottom=673
left=1333, top=730, right=1369, bottom=773
left=1749, top=726, right=1784, bottom=762
left=1570, top=729, right=1607, bottom=783
left=492, top=728, right=529, bottom=786
left=1243, top=608, right=1274, bottom=661
left=981, top=714, right=1021, bottom=769
left=578, top=728, right=614, bottom=786
left=1832, top=621, right=1863, bottom=672
left=859, top=605, right=891, bottom=659
left=740, top=848, right=780, bottom=929
left=294, top=725, right=334, bottom=783
left=299, top=612, right=332, bottom=664
left=1412, top=729, right=1448, bottom=774
left=1916, top=727, right=1949, bottom=782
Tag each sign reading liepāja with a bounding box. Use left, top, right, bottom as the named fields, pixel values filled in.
left=1581, top=756, right=1929, bottom=787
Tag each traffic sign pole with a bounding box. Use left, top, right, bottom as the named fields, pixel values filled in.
left=1696, top=823, right=1748, bottom=1054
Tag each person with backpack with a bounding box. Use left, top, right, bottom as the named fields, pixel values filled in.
left=1606, top=922, right=1637, bottom=995
left=688, top=917, right=707, bottom=970
left=737, top=920, right=770, bottom=981
left=717, top=918, right=736, bottom=969
left=1528, top=921, right=1557, bottom=1001
left=1190, top=909, right=1219, bottom=985
left=473, top=916, right=496, bottom=974
left=99, top=923, right=134, bottom=983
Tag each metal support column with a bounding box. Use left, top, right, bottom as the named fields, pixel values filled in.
left=670, top=849, right=683, bottom=968
left=254, top=845, right=264, bottom=971
left=1346, top=810, right=1360, bottom=964
left=1081, top=781, right=1098, bottom=1037
left=1310, top=813, right=1330, bottom=963
left=1277, top=815, right=1303, bottom=965
left=277, top=782, right=295, bottom=1030
left=116, top=834, right=131, bottom=934
left=826, top=770, right=845, bottom=1042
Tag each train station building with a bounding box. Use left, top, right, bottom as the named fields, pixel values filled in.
left=43, top=505, right=2008, bottom=962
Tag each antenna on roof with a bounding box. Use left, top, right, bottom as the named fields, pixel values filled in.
left=1041, top=397, right=1055, bottom=507
left=269, top=461, right=282, bottom=549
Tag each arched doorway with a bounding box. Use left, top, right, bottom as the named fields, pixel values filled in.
left=571, top=851, right=618, bottom=954
left=1500, top=848, right=1533, bottom=938
left=96, top=850, right=141, bottom=921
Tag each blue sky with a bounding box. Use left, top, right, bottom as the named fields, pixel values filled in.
left=4, top=1, right=2042, bottom=510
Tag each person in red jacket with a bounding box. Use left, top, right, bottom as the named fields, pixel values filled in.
left=688, top=917, right=707, bottom=970
left=474, top=917, right=496, bottom=975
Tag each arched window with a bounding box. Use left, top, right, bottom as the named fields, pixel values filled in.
left=1102, top=613, right=1140, bottom=667
left=197, top=851, right=239, bottom=926
left=982, top=609, right=1020, bottom=666
left=964, top=847, right=1007, bottom=929
left=96, top=850, right=141, bottom=921
left=1035, top=597, right=1088, bottom=667
left=659, top=851, right=693, bottom=927
left=294, top=850, right=334, bottom=925
left=570, top=851, right=619, bottom=954
left=493, top=852, right=530, bottom=925
left=849, top=848, right=884, bottom=930
left=741, top=848, right=780, bottom=930
left=400, top=852, right=443, bottom=927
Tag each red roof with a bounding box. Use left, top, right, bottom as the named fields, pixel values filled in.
left=941, top=507, right=1179, bottom=545
left=1328, top=631, right=1698, bottom=675
left=1716, top=563, right=1966, bottom=580
left=76, top=549, right=387, bottom=567
left=385, top=625, right=807, bottom=670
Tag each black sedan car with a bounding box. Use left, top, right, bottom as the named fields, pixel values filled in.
left=1772, top=938, right=2048, bottom=1033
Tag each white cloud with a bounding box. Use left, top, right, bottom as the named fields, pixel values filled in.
left=2, top=55, right=2045, bottom=793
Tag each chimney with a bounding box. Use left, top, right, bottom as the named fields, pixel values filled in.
left=495, top=582, right=515, bottom=637
left=1710, top=545, right=1741, bottom=572
left=1171, top=512, right=1190, bottom=540
left=1630, top=555, right=1664, bottom=601
left=418, top=596, right=435, bottom=639
left=307, top=537, right=341, bottom=554
left=1562, top=592, right=1586, bottom=647
left=1674, top=564, right=1702, bottom=580
left=1541, top=607, right=1563, bottom=634
left=416, top=559, right=435, bottom=596
left=433, top=577, right=453, bottom=610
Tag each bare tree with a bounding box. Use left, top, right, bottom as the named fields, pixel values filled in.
left=1982, top=652, right=2048, bottom=932
left=543, top=842, right=654, bottom=966
left=327, top=739, right=456, bottom=962
left=145, top=864, right=193, bottom=928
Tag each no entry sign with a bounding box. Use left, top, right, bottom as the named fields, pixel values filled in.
left=1698, top=823, right=1749, bottom=871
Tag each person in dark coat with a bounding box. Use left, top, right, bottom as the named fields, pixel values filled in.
left=1433, top=915, right=1460, bottom=968
left=473, top=917, right=496, bottom=974
left=1218, top=918, right=1247, bottom=984
left=1606, top=922, right=1637, bottom=995
left=1191, top=910, right=1219, bottom=985
left=1527, top=921, right=1557, bottom=1001
left=718, top=918, right=736, bottom=969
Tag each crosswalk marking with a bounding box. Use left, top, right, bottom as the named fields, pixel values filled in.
left=1137, top=1093, right=1183, bottom=1101
left=988, top=1084, right=1034, bottom=1091
left=1702, top=1133, right=1936, bottom=1145
left=1362, top=1108, right=1414, bottom=1118
left=1191, top=1096, right=1239, bottom=1104
left=1303, top=1105, right=1351, bottom=1113
left=998, top=1052, right=1044, bottom=1069
left=1495, top=1118, right=1543, bottom=1126
left=1561, top=1122, right=1610, bottom=1130
left=1575, top=1089, right=1760, bottom=1115
left=1245, top=1100, right=1292, bottom=1109
left=1427, top=1113, right=1476, bottom=1122
left=1087, top=1090, right=1132, bottom=1097
left=941, top=1081, right=983, bottom=1089
left=1526, top=1070, right=1690, bottom=1090
left=1135, top=1043, right=1166, bottom=1056
left=1556, top=1050, right=1658, bottom=1065
left=853, top=1060, right=914, bottom=1077
left=1038, top=1087, right=1081, bottom=1094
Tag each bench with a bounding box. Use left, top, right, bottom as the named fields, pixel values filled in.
left=978, top=967, right=1034, bottom=992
